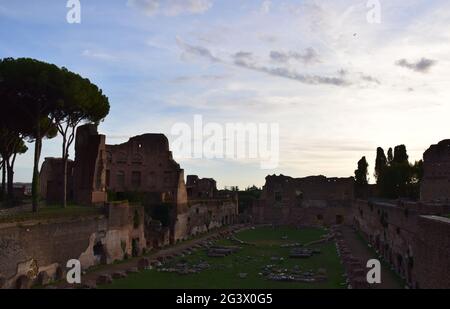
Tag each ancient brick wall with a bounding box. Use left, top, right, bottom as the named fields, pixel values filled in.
left=421, top=139, right=450, bottom=202
left=261, top=175, right=354, bottom=207
left=353, top=199, right=450, bottom=288
left=105, top=134, right=185, bottom=199
left=186, top=200, right=239, bottom=236
left=40, top=158, right=74, bottom=204
left=186, top=175, right=217, bottom=199
left=252, top=200, right=353, bottom=227
left=0, top=202, right=146, bottom=289
left=414, top=216, right=450, bottom=289
left=73, top=124, right=107, bottom=205
left=253, top=174, right=354, bottom=226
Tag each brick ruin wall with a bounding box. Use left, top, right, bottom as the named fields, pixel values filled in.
left=38, top=127, right=240, bottom=254
left=0, top=202, right=145, bottom=289
left=252, top=200, right=353, bottom=227
left=252, top=175, right=355, bottom=227
left=353, top=199, right=450, bottom=288
left=420, top=139, right=450, bottom=202
left=415, top=216, right=450, bottom=288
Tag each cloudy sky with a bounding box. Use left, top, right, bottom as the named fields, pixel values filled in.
left=1, top=0, right=450, bottom=189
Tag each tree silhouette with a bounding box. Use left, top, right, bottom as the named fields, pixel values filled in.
left=375, top=147, right=387, bottom=182
left=355, top=156, right=369, bottom=186
left=1, top=58, right=65, bottom=212
left=393, top=145, right=409, bottom=164
left=54, top=69, right=110, bottom=208
left=0, top=58, right=110, bottom=211
left=387, top=148, right=393, bottom=164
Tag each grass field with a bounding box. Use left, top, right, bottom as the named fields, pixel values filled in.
left=0, top=204, right=104, bottom=224
left=101, top=226, right=346, bottom=289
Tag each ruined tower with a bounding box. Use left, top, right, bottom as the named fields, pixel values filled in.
left=73, top=124, right=107, bottom=206
left=421, top=139, right=450, bottom=202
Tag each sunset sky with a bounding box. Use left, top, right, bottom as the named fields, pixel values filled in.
left=1, top=0, right=449, bottom=189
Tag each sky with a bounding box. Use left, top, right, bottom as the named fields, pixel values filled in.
left=1, top=0, right=450, bottom=189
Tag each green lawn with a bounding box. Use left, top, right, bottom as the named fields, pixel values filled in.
left=102, top=226, right=346, bottom=289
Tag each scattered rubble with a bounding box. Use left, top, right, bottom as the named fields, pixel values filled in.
left=281, top=243, right=302, bottom=248
left=207, top=245, right=240, bottom=258
left=238, top=273, right=248, bottom=279
left=158, top=260, right=211, bottom=275
left=287, top=246, right=322, bottom=259
left=262, top=265, right=327, bottom=283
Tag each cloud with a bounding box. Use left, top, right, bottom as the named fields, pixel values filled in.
left=176, top=37, right=220, bottom=62
left=233, top=51, right=254, bottom=62
left=177, top=37, right=379, bottom=87
left=177, top=39, right=349, bottom=87
left=270, top=48, right=320, bottom=65
left=127, top=0, right=212, bottom=16
left=171, top=74, right=228, bottom=83
left=359, top=73, right=380, bottom=85
left=395, top=58, right=437, bottom=73
left=232, top=52, right=348, bottom=86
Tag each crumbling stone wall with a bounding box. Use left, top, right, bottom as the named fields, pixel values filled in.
left=73, top=124, right=107, bottom=205
left=186, top=200, right=239, bottom=236
left=40, top=158, right=74, bottom=204
left=261, top=175, right=354, bottom=207
left=0, top=202, right=145, bottom=289
left=253, top=200, right=353, bottom=227
left=421, top=139, right=450, bottom=202
left=105, top=134, right=186, bottom=203
left=353, top=199, right=450, bottom=288
left=253, top=174, right=354, bottom=226
left=414, top=216, right=450, bottom=289
left=186, top=175, right=217, bottom=199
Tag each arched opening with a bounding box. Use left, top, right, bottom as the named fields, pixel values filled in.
left=132, top=238, right=140, bottom=257
left=93, top=241, right=107, bottom=265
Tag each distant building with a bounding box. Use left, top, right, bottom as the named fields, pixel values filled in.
left=39, top=124, right=239, bottom=245
left=186, top=175, right=217, bottom=200
left=40, top=158, right=74, bottom=204
left=253, top=175, right=354, bottom=226
left=105, top=134, right=187, bottom=209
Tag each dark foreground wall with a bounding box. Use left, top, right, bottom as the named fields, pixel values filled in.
left=415, top=216, right=450, bottom=289
left=0, top=203, right=145, bottom=289
left=353, top=199, right=450, bottom=289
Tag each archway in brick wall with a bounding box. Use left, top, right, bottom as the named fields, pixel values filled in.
left=132, top=238, right=140, bottom=257
left=93, top=241, right=107, bottom=265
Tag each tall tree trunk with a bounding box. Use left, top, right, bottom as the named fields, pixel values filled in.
left=1, top=160, right=5, bottom=202
left=62, top=156, right=68, bottom=208
left=32, top=137, right=42, bottom=213
left=62, top=135, right=67, bottom=208
left=6, top=159, right=14, bottom=207
left=0, top=161, right=6, bottom=203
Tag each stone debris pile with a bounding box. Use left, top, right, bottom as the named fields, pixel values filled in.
left=207, top=245, right=241, bottom=258
left=289, top=248, right=321, bottom=259
left=158, top=260, right=211, bottom=275
left=280, top=243, right=302, bottom=248
left=332, top=226, right=369, bottom=289
left=261, top=265, right=327, bottom=283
